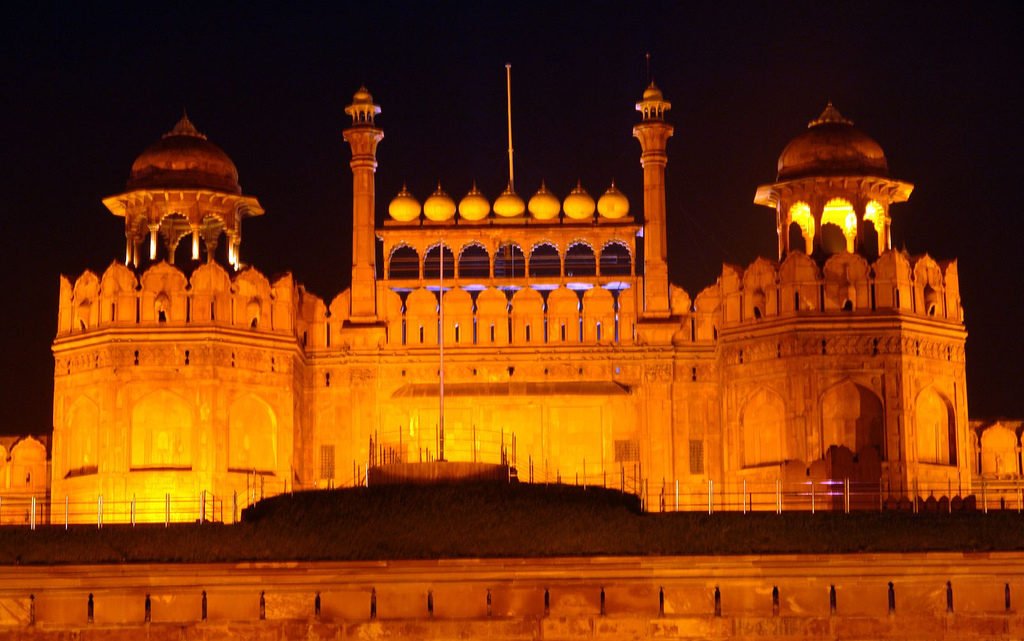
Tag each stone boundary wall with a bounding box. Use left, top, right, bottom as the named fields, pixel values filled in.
left=1, top=553, right=1023, bottom=639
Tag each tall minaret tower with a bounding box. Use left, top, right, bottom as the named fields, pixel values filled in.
left=343, top=87, right=384, bottom=322
left=633, top=82, right=674, bottom=318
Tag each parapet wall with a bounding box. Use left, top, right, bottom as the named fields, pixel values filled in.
left=1, top=552, right=1023, bottom=639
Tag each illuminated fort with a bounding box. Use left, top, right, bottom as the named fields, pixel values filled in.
left=35, top=81, right=988, bottom=523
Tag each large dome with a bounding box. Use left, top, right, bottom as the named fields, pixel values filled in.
left=127, top=114, right=241, bottom=194
left=776, top=103, right=888, bottom=181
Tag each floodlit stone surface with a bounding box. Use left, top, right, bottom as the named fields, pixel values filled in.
left=2, top=554, right=1024, bottom=638
left=20, top=85, right=987, bottom=530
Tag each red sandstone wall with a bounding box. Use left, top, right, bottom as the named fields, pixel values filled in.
left=1, top=553, right=1023, bottom=639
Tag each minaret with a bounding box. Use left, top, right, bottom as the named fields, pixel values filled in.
left=633, top=82, right=674, bottom=318
left=343, top=87, right=384, bottom=322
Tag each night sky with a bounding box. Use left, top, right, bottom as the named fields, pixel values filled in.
left=2, top=3, right=1021, bottom=436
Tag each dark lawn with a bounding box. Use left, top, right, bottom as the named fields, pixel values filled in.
left=2, top=483, right=1022, bottom=565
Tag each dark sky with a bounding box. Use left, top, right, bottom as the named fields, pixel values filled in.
left=1, top=2, right=1021, bottom=435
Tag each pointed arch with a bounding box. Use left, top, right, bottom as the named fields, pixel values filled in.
left=423, top=243, right=455, bottom=280
left=228, top=394, right=278, bottom=472
left=457, top=242, right=490, bottom=280
left=389, top=244, right=420, bottom=280
left=529, top=242, right=561, bottom=277
left=599, top=241, right=632, bottom=276
left=494, top=242, right=525, bottom=278
left=916, top=387, right=956, bottom=465
left=821, top=198, right=856, bottom=254
left=130, top=390, right=193, bottom=469
left=980, top=424, right=1019, bottom=478
left=741, top=388, right=786, bottom=467
left=65, top=396, right=99, bottom=476
left=564, top=241, right=596, bottom=277
left=787, top=202, right=814, bottom=254
left=821, top=381, right=884, bottom=458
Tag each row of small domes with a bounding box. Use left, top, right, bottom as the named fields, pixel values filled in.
left=388, top=181, right=630, bottom=222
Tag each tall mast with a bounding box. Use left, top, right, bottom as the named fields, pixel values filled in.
left=506, top=63, right=515, bottom=191
left=438, top=243, right=445, bottom=461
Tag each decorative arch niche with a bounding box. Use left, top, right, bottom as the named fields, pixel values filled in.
left=130, top=390, right=193, bottom=469
left=980, top=425, right=1020, bottom=478
left=741, top=388, right=786, bottom=467
left=821, top=381, right=884, bottom=459
left=916, top=388, right=957, bottom=465
left=228, top=395, right=278, bottom=472
left=65, top=397, right=99, bottom=476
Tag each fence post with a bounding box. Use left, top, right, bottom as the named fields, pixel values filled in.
left=707, top=479, right=713, bottom=515
left=775, top=478, right=782, bottom=514
left=165, top=493, right=170, bottom=527
left=811, top=481, right=815, bottom=514
left=982, top=478, right=988, bottom=514
left=131, top=495, right=136, bottom=526
left=30, top=497, right=36, bottom=530
left=64, top=495, right=69, bottom=530
left=743, top=479, right=748, bottom=514
left=844, top=478, right=850, bottom=513
left=675, top=479, right=679, bottom=512
left=97, top=495, right=103, bottom=529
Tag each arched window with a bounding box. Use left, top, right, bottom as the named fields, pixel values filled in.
left=458, top=243, right=490, bottom=280
left=751, top=289, right=766, bottom=320
left=564, top=243, right=596, bottom=277
left=787, top=202, right=814, bottom=254
left=155, top=294, right=169, bottom=323
left=159, top=213, right=191, bottom=265
left=389, top=245, right=420, bottom=280
left=494, top=243, right=525, bottom=278
left=423, top=244, right=455, bottom=280
left=821, top=198, right=856, bottom=254
left=864, top=201, right=886, bottom=253
left=529, top=243, right=561, bottom=277
left=599, top=242, right=631, bottom=276
left=246, top=298, right=261, bottom=328
left=923, top=285, right=938, bottom=316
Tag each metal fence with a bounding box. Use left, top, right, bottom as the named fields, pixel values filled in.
left=3, top=471, right=1024, bottom=528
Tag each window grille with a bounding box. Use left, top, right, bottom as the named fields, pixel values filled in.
left=320, top=445, right=335, bottom=481
left=614, top=439, right=640, bottom=462
left=689, top=439, right=704, bottom=474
